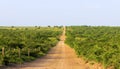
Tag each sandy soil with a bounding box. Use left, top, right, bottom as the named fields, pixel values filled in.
left=3, top=27, right=104, bottom=69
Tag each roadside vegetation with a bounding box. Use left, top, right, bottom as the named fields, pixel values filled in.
left=65, top=26, right=120, bottom=69
left=0, top=26, right=62, bottom=66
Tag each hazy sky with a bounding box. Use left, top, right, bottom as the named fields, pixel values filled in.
left=0, top=0, right=120, bottom=26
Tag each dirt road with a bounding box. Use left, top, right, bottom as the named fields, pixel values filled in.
left=4, top=27, right=102, bottom=69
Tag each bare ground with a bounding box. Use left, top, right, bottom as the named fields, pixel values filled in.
left=3, top=27, right=104, bottom=69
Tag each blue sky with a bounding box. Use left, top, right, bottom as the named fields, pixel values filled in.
left=0, top=0, right=120, bottom=26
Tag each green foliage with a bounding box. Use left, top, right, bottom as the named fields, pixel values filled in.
left=0, top=27, right=62, bottom=66
left=65, top=26, right=120, bottom=69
